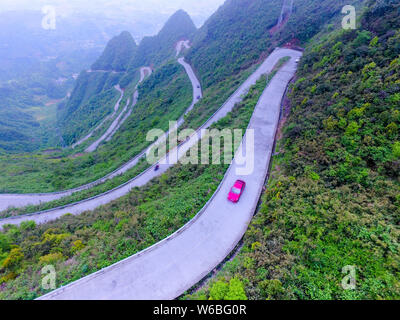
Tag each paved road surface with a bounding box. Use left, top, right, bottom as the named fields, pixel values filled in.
left=178, top=57, right=202, bottom=119
left=38, top=48, right=302, bottom=300
left=72, top=67, right=151, bottom=150
left=75, top=67, right=153, bottom=150
left=139, top=67, right=152, bottom=82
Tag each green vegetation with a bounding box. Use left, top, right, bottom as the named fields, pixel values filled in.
left=91, top=31, right=137, bottom=72
left=130, top=10, right=197, bottom=69
left=0, top=11, right=107, bottom=153
left=1, top=0, right=399, bottom=301
left=57, top=31, right=138, bottom=145
left=0, top=9, right=198, bottom=193
left=58, top=77, right=122, bottom=146
left=185, top=0, right=400, bottom=300
left=0, top=9, right=195, bottom=154
left=181, top=0, right=364, bottom=137
left=0, top=59, right=284, bottom=216
left=208, top=278, right=248, bottom=300
left=0, top=159, right=150, bottom=219
left=0, top=62, right=192, bottom=193
left=187, top=0, right=359, bottom=90
left=0, top=75, right=270, bottom=299
left=187, top=0, right=282, bottom=89
left=0, top=56, right=83, bottom=153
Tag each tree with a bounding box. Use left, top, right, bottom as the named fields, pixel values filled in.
left=259, top=279, right=285, bottom=299
left=225, top=278, right=248, bottom=300
left=209, top=280, right=229, bottom=300
left=393, top=142, right=400, bottom=158
left=1, top=247, right=24, bottom=272
left=0, top=234, right=10, bottom=253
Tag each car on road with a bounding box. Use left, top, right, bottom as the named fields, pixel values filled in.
left=228, top=180, right=246, bottom=203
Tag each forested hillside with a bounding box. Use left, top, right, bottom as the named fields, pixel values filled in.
left=57, top=31, right=141, bottom=145
left=58, top=10, right=196, bottom=146
left=130, top=10, right=197, bottom=69
left=0, top=11, right=107, bottom=153
left=187, top=0, right=400, bottom=300
left=187, top=0, right=282, bottom=88
left=0, top=62, right=192, bottom=193
left=91, top=31, right=138, bottom=72
left=57, top=73, right=122, bottom=146
left=183, top=0, right=366, bottom=145
left=187, top=0, right=364, bottom=88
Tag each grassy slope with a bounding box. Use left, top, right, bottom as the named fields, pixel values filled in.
left=57, top=71, right=122, bottom=145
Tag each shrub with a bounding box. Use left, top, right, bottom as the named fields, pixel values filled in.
left=0, top=234, right=10, bottom=252
left=225, top=278, right=247, bottom=300
left=20, top=221, right=36, bottom=231
left=0, top=272, right=17, bottom=284
left=386, top=122, right=399, bottom=139
left=369, top=36, right=379, bottom=47
left=259, top=279, right=285, bottom=299
left=39, top=252, right=65, bottom=265
left=1, top=247, right=24, bottom=271
left=393, top=142, right=400, bottom=158
left=345, top=121, right=360, bottom=136
left=209, top=280, right=229, bottom=300
left=71, top=240, right=85, bottom=253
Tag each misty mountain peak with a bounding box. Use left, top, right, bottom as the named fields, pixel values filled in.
left=91, top=31, right=137, bottom=72
left=129, top=10, right=197, bottom=69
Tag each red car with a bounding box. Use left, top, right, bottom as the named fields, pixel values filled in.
left=228, top=180, right=246, bottom=203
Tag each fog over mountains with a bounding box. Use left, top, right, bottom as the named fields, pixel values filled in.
left=0, top=0, right=226, bottom=32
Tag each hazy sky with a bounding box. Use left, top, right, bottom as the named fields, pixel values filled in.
left=0, top=0, right=226, bottom=24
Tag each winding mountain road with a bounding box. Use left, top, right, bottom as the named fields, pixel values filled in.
left=85, top=66, right=155, bottom=152
left=37, top=48, right=302, bottom=300
left=106, top=67, right=153, bottom=143
left=71, top=85, right=124, bottom=149
left=72, top=67, right=153, bottom=150
left=178, top=57, right=202, bottom=119
left=0, top=48, right=300, bottom=232
left=84, top=95, right=128, bottom=152
left=0, top=61, right=196, bottom=213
